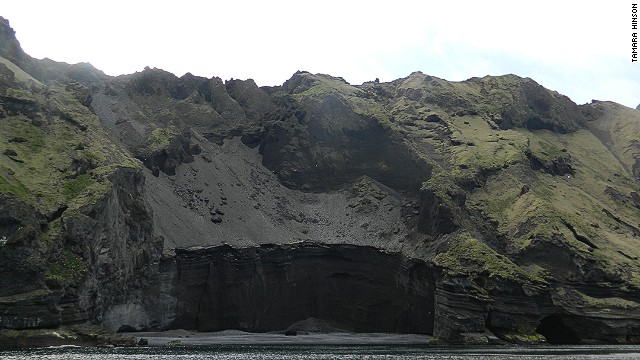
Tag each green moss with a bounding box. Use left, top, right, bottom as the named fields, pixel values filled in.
left=578, top=291, right=640, bottom=309
left=0, top=81, right=139, bottom=214
left=148, top=126, right=177, bottom=151
left=63, top=174, right=92, bottom=200
left=434, top=233, right=547, bottom=283
left=292, top=73, right=392, bottom=126
left=4, top=88, right=36, bottom=102
left=1, top=117, right=46, bottom=153
left=526, top=139, right=570, bottom=170
left=494, top=331, right=546, bottom=344
left=422, top=171, right=458, bottom=207
left=46, top=252, right=87, bottom=283
left=0, top=174, right=30, bottom=201
left=349, top=96, right=392, bottom=124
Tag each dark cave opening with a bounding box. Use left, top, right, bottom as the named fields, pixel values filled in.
left=536, top=315, right=580, bottom=344
left=0, top=217, right=21, bottom=240
left=166, top=244, right=436, bottom=335
left=525, top=117, right=556, bottom=132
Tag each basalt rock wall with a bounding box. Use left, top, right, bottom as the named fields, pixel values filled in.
left=0, top=167, right=162, bottom=331
left=157, top=244, right=435, bottom=334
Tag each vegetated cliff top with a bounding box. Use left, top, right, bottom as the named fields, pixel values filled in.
left=0, top=17, right=137, bottom=218
left=2, top=12, right=640, bottom=289
left=2, top=15, right=640, bottom=345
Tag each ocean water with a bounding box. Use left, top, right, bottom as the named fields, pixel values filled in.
left=2, top=345, right=640, bottom=360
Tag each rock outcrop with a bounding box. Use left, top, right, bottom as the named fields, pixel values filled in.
left=1, top=16, right=640, bottom=347
left=158, top=244, right=434, bottom=334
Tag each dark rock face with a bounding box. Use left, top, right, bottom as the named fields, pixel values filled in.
left=0, top=17, right=26, bottom=66
left=116, top=241, right=640, bottom=345
left=0, top=168, right=161, bottom=332
left=139, top=133, right=199, bottom=176
left=525, top=148, right=574, bottom=176
left=156, top=244, right=435, bottom=334
left=257, top=72, right=432, bottom=191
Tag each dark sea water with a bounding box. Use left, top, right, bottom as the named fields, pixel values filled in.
left=2, top=345, right=640, bottom=359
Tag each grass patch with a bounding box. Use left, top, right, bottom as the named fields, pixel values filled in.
left=45, top=252, right=87, bottom=284
left=148, top=126, right=177, bottom=151
left=0, top=174, right=30, bottom=201
left=292, top=73, right=393, bottom=127
left=0, top=80, right=139, bottom=213
left=434, top=233, right=547, bottom=283
left=63, top=174, right=92, bottom=200
left=4, top=88, right=37, bottom=102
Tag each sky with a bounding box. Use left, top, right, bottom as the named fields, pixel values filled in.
left=2, top=1, right=639, bottom=108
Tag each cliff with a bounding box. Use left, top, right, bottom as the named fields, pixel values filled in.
left=1, top=16, right=640, bottom=346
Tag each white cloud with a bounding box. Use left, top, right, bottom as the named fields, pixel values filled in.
left=2, top=1, right=639, bottom=108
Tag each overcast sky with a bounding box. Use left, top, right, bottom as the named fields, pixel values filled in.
left=3, top=1, right=639, bottom=108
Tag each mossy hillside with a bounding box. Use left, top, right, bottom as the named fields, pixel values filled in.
left=417, top=112, right=528, bottom=216
left=385, top=73, right=562, bottom=126
left=37, top=217, right=62, bottom=243
left=371, top=74, right=567, bottom=179
left=291, top=73, right=392, bottom=127
left=467, top=74, right=585, bottom=132
left=553, top=287, right=640, bottom=311
left=63, top=173, right=92, bottom=199
left=383, top=73, right=485, bottom=143
left=528, top=130, right=639, bottom=247
left=148, top=126, right=177, bottom=152
left=257, top=72, right=440, bottom=191
left=468, top=75, right=525, bottom=115
left=528, top=138, right=569, bottom=162
left=469, top=129, right=637, bottom=233
left=466, top=128, right=640, bottom=287
left=386, top=97, right=441, bottom=128
left=391, top=72, right=483, bottom=114
left=433, top=233, right=547, bottom=284
left=0, top=115, right=136, bottom=213
left=3, top=87, right=37, bottom=102
left=472, top=174, right=640, bottom=289
left=363, top=73, right=640, bottom=290
left=448, top=115, right=528, bottom=174
left=0, top=71, right=139, bottom=215
left=583, top=101, right=640, bottom=173
left=379, top=74, right=541, bottom=199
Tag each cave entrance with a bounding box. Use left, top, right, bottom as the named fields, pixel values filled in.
left=536, top=315, right=580, bottom=344
left=168, top=244, right=436, bottom=335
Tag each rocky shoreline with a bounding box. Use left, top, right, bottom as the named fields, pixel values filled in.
left=127, top=329, right=432, bottom=347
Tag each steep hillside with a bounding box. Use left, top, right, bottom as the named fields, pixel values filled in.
left=0, top=18, right=160, bottom=346
left=1, top=16, right=640, bottom=346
